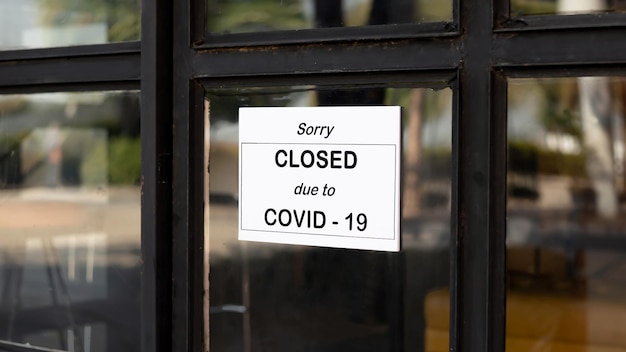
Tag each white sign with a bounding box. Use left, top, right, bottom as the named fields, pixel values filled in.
left=238, top=106, right=401, bottom=252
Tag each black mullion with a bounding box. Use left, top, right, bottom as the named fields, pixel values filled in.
left=171, top=0, right=190, bottom=350
left=169, top=78, right=205, bottom=352
left=0, top=53, right=140, bottom=88
left=456, top=0, right=503, bottom=350
left=497, top=12, right=626, bottom=31
left=198, top=69, right=456, bottom=90
left=492, top=0, right=510, bottom=28
left=494, top=27, right=626, bottom=67
left=189, top=80, right=206, bottom=352
left=489, top=70, right=508, bottom=352
left=449, top=2, right=460, bottom=344
left=173, top=0, right=206, bottom=350
left=0, top=340, right=65, bottom=352
left=502, top=65, right=626, bottom=78
left=141, top=0, right=173, bottom=352
left=456, top=66, right=492, bottom=352
left=449, top=77, right=461, bottom=352
left=199, top=22, right=457, bottom=48
left=0, top=82, right=137, bottom=95
left=453, top=0, right=460, bottom=29
left=193, top=38, right=460, bottom=78
left=192, top=0, right=206, bottom=45
left=0, top=42, right=139, bottom=62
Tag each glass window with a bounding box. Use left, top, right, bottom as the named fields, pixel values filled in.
left=507, top=77, right=626, bottom=351
left=0, top=91, right=141, bottom=351
left=511, top=0, right=626, bottom=16
left=206, top=0, right=453, bottom=35
left=206, top=85, right=452, bottom=351
left=0, top=0, right=140, bottom=50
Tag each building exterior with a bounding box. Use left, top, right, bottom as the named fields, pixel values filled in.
left=1, top=0, right=626, bottom=351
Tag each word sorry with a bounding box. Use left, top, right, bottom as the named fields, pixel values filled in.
left=297, top=122, right=335, bottom=138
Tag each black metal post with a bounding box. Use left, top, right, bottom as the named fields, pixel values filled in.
left=140, top=1, right=173, bottom=352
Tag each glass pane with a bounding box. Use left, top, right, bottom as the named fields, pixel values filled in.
left=0, top=91, right=141, bottom=351
left=511, top=0, right=626, bottom=16
left=206, top=0, right=452, bottom=34
left=507, top=77, right=626, bottom=351
left=0, top=0, right=140, bottom=50
left=207, top=85, right=452, bottom=351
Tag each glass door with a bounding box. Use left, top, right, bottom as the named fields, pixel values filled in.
left=205, top=84, right=453, bottom=351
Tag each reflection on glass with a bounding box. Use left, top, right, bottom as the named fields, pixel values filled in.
left=0, top=92, right=141, bottom=351
left=206, top=0, right=452, bottom=34
left=511, top=0, right=626, bottom=16
left=207, top=85, right=451, bottom=351
left=0, top=0, right=140, bottom=50
left=507, top=77, right=626, bottom=351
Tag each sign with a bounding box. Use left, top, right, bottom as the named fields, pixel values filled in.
left=238, top=106, right=401, bottom=252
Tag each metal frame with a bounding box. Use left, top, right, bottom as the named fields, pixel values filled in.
left=140, top=1, right=173, bottom=352
left=1, top=0, right=625, bottom=351
left=0, top=43, right=140, bottom=93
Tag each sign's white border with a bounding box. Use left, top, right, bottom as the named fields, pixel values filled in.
left=238, top=106, right=401, bottom=252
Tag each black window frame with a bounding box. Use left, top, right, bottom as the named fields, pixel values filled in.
left=1, top=0, right=625, bottom=351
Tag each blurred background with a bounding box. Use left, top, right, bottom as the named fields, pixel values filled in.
left=3, top=0, right=626, bottom=351
left=0, top=91, right=141, bottom=352
left=0, top=0, right=139, bottom=50
left=504, top=77, right=626, bottom=352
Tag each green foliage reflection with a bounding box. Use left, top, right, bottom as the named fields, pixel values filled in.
left=38, top=0, right=140, bottom=42
left=109, top=137, right=141, bottom=185
left=207, top=0, right=306, bottom=33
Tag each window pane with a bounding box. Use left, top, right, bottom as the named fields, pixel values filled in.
left=206, top=0, right=452, bottom=34
left=0, top=0, right=140, bottom=50
left=511, top=0, right=626, bottom=16
left=0, top=91, right=141, bottom=351
left=207, top=85, right=452, bottom=351
left=507, top=77, right=626, bottom=351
